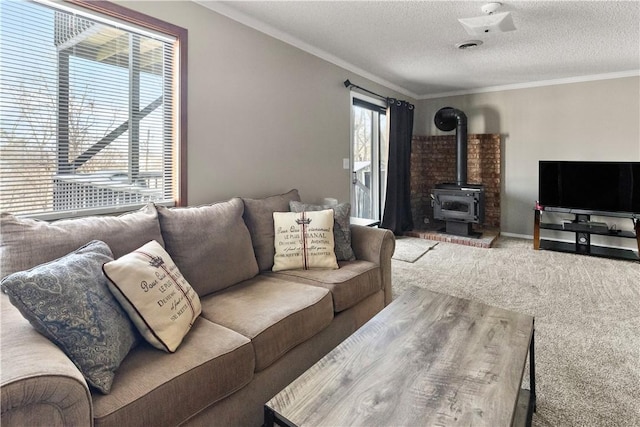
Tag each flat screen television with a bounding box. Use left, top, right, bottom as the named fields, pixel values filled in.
left=538, top=161, right=640, bottom=216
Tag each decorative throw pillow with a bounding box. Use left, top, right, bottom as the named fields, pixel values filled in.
left=289, top=201, right=356, bottom=261
left=0, top=240, right=138, bottom=394
left=242, top=189, right=301, bottom=271
left=272, top=209, right=339, bottom=272
left=103, top=240, right=201, bottom=353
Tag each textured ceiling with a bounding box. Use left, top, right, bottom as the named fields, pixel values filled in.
left=197, top=1, right=640, bottom=99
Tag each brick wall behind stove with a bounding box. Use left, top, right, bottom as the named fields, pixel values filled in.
left=411, top=134, right=501, bottom=229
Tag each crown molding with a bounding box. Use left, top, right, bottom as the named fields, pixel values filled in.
left=417, top=70, right=640, bottom=100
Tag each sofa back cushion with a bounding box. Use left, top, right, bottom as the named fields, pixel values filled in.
left=157, top=198, right=259, bottom=296
left=242, top=189, right=300, bottom=271
left=0, top=204, right=164, bottom=279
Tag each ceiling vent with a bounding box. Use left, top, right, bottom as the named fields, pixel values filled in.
left=458, top=3, right=516, bottom=36
left=456, top=40, right=483, bottom=50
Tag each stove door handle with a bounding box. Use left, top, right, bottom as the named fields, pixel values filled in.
left=474, top=198, right=480, bottom=219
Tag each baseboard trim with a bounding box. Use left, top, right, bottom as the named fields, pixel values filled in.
left=501, top=232, right=533, bottom=240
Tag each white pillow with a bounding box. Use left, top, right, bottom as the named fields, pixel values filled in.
left=103, top=240, right=201, bottom=353
left=272, top=209, right=339, bottom=272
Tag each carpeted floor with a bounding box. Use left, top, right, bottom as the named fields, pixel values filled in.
left=391, top=236, right=640, bottom=427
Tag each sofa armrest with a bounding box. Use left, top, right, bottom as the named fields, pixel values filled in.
left=1, top=294, right=92, bottom=427
left=350, top=225, right=396, bottom=306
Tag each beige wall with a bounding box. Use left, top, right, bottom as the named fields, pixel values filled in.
left=415, top=77, right=640, bottom=237
left=115, top=2, right=639, bottom=239
left=116, top=1, right=412, bottom=207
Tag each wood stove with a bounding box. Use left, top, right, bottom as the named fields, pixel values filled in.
left=431, top=107, right=485, bottom=237
left=432, top=183, right=485, bottom=236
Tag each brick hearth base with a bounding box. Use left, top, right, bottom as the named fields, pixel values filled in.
left=404, top=228, right=500, bottom=249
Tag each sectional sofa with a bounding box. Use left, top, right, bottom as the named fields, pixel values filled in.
left=0, top=189, right=395, bottom=426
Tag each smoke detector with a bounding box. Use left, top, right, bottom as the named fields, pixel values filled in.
left=458, top=2, right=516, bottom=36
left=481, top=2, right=502, bottom=15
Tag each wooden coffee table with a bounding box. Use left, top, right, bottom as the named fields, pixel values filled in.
left=265, top=286, right=536, bottom=427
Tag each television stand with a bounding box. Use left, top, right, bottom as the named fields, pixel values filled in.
left=533, top=208, right=640, bottom=262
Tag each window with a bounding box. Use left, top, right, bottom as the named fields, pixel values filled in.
left=350, top=95, right=388, bottom=220
left=0, top=0, right=187, bottom=219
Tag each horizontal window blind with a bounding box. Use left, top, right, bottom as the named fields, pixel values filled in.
left=0, top=0, right=178, bottom=218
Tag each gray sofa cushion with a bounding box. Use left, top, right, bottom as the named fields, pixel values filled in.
left=0, top=204, right=164, bottom=279
left=200, top=275, right=333, bottom=371
left=242, top=189, right=300, bottom=271
left=1, top=240, right=138, bottom=394
left=92, top=318, right=254, bottom=426
left=157, top=198, right=259, bottom=296
left=269, top=260, right=381, bottom=312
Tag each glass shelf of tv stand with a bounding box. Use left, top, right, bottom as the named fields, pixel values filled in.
left=537, top=222, right=637, bottom=239
left=533, top=208, right=640, bottom=262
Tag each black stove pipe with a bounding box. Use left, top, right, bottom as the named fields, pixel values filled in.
left=434, top=107, right=468, bottom=186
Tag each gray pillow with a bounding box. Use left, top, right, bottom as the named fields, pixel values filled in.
left=289, top=201, right=356, bottom=261
left=242, top=189, right=301, bottom=271
left=0, top=240, right=138, bottom=394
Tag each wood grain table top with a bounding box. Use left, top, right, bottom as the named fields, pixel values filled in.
left=266, top=286, right=534, bottom=426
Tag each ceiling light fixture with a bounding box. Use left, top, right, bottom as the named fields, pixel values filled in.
left=458, top=2, right=516, bottom=36
left=456, top=40, right=483, bottom=50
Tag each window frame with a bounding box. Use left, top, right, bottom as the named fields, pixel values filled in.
left=349, top=92, right=388, bottom=220
left=1, top=0, right=188, bottom=219
left=67, top=0, right=188, bottom=208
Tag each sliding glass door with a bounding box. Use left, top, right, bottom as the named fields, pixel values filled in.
left=350, top=95, right=388, bottom=220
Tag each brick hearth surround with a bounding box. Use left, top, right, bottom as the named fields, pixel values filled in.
left=410, top=133, right=501, bottom=232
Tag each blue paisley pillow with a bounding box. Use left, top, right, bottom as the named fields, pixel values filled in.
left=1, top=240, right=138, bottom=394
